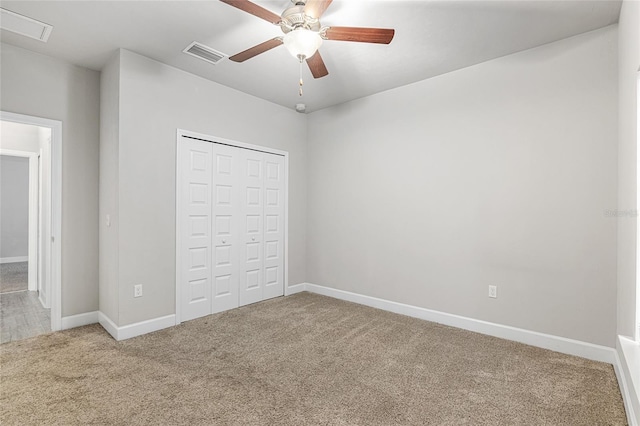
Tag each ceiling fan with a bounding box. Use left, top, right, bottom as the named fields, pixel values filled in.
left=220, top=0, right=395, bottom=80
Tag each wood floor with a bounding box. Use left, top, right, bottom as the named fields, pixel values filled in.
left=1, top=291, right=51, bottom=343
left=0, top=262, right=28, bottom=293
left=0, top=262, right=50, bottom=343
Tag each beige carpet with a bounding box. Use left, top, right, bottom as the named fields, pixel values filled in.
left=0, top=262, right=28, bottom=293
left=0, top=292, right=627, bottom=425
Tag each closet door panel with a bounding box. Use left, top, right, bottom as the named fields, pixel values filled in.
left=239, top=150, right=264, bottom=306
left=180, top=138, right=213, bottom=321
left=263, top=154, right=285, bottom=300
left=211, top=144, right=241, bottom=313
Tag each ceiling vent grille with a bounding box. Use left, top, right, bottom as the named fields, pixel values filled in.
left=0, top=8, right=53, bottom=42
left=183, top=42, right=227, bottom=65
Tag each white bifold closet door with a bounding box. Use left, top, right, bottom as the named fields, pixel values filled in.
left=180, top=137, right=285, bottom=322
left=180, top=139, right=213, bottom=322
left=211, top=143, right=241, bottom=313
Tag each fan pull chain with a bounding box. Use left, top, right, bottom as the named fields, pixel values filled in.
left=298, top=56, right=304, bottom=97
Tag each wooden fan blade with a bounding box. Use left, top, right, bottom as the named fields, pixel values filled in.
left=324, top=26, right=395, bottom=44
left=304, top=0, right=333, bottom=19
left=229, top=38, right=283, bottom=62
left=219, top=0, right=281, bottom=24
left=306, top=51, right=329, bottom=79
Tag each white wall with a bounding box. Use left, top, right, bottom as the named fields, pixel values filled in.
left=103, top=49, right=307, bottom=326
left=307, top=26, right=618, bottom=347
left=617, top=0, right=640, bottom=341
left=0, top=155, right=29, bottom=259
left=0, top=43, right=100, bottom=317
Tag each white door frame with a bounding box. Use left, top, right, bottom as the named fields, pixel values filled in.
left=1, top=111, right=62, bottom=332
left=636, top=70, right=640, bottom=343
left=0, top=149, right=38, bottom=292
left=175, top=129, right=290, bottom=324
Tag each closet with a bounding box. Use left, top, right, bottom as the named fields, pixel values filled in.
left=177, top=134, right=286, bottom=322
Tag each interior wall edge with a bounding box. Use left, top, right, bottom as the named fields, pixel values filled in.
left=616, top=0, right=640, bottom=340
left=616, top=335, right=640, bottom=425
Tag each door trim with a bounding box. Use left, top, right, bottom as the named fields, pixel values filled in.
left=175, top=129, right=289, bottom=324
left=1, top=111, right=62, bottom=331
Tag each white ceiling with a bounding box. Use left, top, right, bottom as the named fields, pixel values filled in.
left=0, top=1, right=622, bottom=113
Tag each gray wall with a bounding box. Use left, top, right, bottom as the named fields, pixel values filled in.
left=617, top=0, right=640, bottom=340
left=0, top=156, right=29, bottom=258
left=99, top=51, right=121, bottom=323
left=1, top=21, right=623, bottom=350
left=306, top=26, right=618, bottom=347
left=104, top=49, right=307, bottom=326
left=0, top=43, right=100, bottom=317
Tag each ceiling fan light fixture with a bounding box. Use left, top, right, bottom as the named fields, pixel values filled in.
left=283, top=28, right=322, bottom=60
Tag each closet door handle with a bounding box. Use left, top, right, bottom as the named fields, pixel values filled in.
left=251, top=237, right=256, bottom=241
left=222, top=239, right=226, bottom=244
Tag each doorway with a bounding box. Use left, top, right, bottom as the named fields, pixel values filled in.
left=1, top=151, right=38, bottom=289
left=0, top=112, right=62, bottom=342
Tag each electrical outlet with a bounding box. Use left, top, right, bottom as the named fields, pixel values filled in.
left=488, top=285, right=497, bottom=299
left=134, top=284, right=143, bottom=298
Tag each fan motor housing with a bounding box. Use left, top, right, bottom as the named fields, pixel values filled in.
left=280, top=5, right=321, bottom=33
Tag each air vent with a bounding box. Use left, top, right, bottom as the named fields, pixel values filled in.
left=183, top=42, right=227, bottom=65
left=0, top=8, right=53, bottom=42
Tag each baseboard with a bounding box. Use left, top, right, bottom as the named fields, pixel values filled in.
left=98, top=312, right=119, bottom=339
left=0, top=256, right=28, bottom=264
left=98, top=311, right=176, bottom=341
left=38, top=293, right=49, bottom=310
left=61, top=311, right=98, bottom=330
left=301, top=283, right=616, bottom=364
left=285, top=283, right=306, bottom=296
left=118, top=314, right=176, bottom=340
left=615, top=336, right=640, bottom=426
